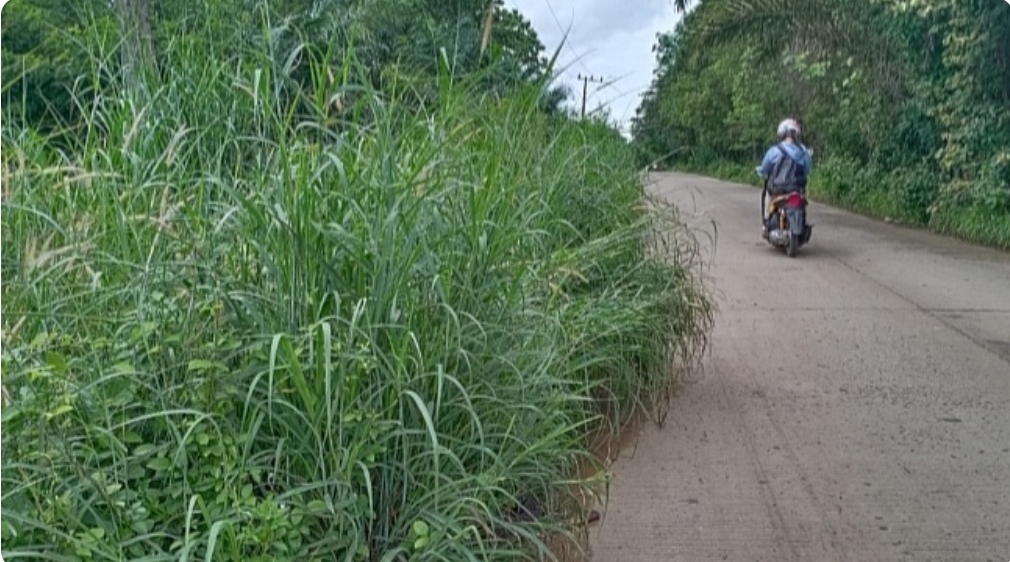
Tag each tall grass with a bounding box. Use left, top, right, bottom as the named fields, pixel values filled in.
left=0, top=34, right=713, bottom=561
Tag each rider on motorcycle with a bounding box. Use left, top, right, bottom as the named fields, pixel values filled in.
left=756, top=118, right=812, bottom=234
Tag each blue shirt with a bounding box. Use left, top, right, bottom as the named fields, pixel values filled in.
left=756, top=142, right=812, bottom=179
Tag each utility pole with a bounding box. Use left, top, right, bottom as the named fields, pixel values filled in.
left=577, top=74, right=604, bottom=119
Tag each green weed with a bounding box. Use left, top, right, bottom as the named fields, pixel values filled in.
left=0, top=36, right=713, bottom=561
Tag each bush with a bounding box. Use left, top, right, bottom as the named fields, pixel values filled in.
left=929, top=203, right=1010, bottom=250
left=802, top=154, right=1010, bottom=248
left=808, top=156, right=865, bottom=206
left=808, top=156, right=940, bottom=225
left=0, top=42, right=713, bottom=561
left=929, top=153, right=1010, bottom=248
left=885, top=165, right=940, bottom=224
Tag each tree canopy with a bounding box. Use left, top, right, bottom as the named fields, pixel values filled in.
left=2, top=0, right=570, bottom=132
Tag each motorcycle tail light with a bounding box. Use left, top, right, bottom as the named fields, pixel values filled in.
left=787, top=193, right=804, bottom=208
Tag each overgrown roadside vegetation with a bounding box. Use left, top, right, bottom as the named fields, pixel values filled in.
left=0, top=1, right=713, bottom=561
left=632, top=0, right=1010, bottom=249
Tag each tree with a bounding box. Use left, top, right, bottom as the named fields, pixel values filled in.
left=116, top=0, right=156, bottom=89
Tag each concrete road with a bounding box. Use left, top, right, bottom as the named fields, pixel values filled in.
left=589, top=173, right=1010, bottom=562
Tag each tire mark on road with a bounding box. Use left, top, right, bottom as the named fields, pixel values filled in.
left=728, top=343, right=849, bottom=562
left=831, top=256, right=1010, bottom=368
left=717, top=362, right=802, bottom=560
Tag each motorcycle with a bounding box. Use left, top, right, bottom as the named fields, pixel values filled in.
left=760, top=179, right=813, bottom=258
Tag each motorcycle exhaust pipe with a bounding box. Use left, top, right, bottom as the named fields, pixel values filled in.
left=768, top=229, right=790, bottom=245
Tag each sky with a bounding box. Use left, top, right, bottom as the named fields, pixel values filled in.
left=503, top=0, right=685, bottom=137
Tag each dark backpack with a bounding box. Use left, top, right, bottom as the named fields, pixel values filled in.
left=768, top=144, right=800, bottom=193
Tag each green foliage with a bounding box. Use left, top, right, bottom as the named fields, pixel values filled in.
left=929, top=201, right=1010, bottom=250
left=0, top=24, right=714, bottom=562
left=1, top=0, right=118, bottom=130
left=1, top=0, right=567, bottom=134
left=806, top=157, right=937, bottom=224
left=633, top=0, right=1010, bottom=248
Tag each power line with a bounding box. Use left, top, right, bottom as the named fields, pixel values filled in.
left=523, top=0, right=641, bottom=117
left=594, top=72, right=635, bottom=107
left=601, top=83, right=652, bottom=109
left=586, top=82, right=652, bottom=120
left=541, top=0, right=594, bottom=76
left=513, top=0, right=648, bottom=123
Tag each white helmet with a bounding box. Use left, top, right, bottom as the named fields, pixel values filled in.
left=776, top=118, right=801, bottom=140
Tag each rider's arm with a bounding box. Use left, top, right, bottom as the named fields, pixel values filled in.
left=756, top=147, right=778, bottom=178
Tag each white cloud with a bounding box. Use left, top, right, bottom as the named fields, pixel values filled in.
left=505, top=0, right=684, bottom=135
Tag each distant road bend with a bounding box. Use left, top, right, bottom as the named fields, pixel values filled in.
left=589, top=172, right=1010, bottom=562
